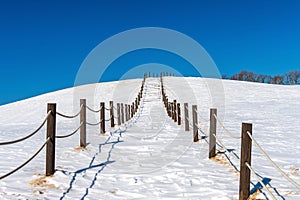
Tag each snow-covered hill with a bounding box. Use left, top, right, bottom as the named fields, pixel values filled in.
left=0, top=77, right=299, bottom=199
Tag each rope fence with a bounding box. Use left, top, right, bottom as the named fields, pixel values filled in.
left=56, top=122, right=84, bottom=139
left=245, top=162, right=277, bottom=200
left=160, top=75, right=300, bottom=200
left=213, top=114, right=241, bottom=139
left=86, top=105, right=102, bottom=113
left=0, top=137, right=50, bottom=180
left=247, top=131, right=300, bottom=190
left=0, top=111, right=51, bottom=146
left=86, top=120, right=102, bottom=126
left=0, top=76, right=146, bottom=180
left=56, top=105, right=83, bottom=118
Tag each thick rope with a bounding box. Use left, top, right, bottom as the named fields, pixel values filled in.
left=0, top=111, right=51, bottom=146
left=245, top=162, right=277, bottom=200
left=105, top=118, right=111, bottom=122
left=247, top=131, right=300, bottom=190
left=0, top=137, right=50, bottom=180
left=56, top=122, right=83, bottom=139
left=195, top=123, right=208, bottom=137
left=86, top=105, right=102, bottom=113
left=57, top=105, right=83, bottom=119
left=212, top=133, right=240, bottom=161
left=86, top=120, right=102, bottom=126
left=214, top=114, right=241, bottom=139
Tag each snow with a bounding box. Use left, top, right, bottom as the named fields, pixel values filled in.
left=0, top=77, right=300, bottom=199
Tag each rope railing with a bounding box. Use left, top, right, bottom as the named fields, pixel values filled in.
left=212, top=133, right=240, bottom=161
left=0, top=111, right=51, bottom=146
left=105, top=117, right=112, bottom=122
left=245, top=162, right=277, bottom=200
left=86, top=120, right=102, bottom=126
left=194, top=123, right=207, bottom=137
left=246, top=131, right=300, bottom=190
left=86, top=105, right=102, bottom=113
left=0, top=75, right=147, bottom=181
left=213, top=114, right=241, bottom=139
left=0, top=137, right=50, bottom=180
left=56, top=122, right=83, bottom=139
left=161, top=74, right=300, bottom=199
left=56, top=104, right=83, bottom=118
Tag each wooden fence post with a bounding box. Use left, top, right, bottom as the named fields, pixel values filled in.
left=80, top=99, right=86, bottom=147
left=135, top=98, right=138, bottom=112
left=46, top=103, right=56, bottom=176
left=117, top=103, right=121, bottom=125
left=110, top=101, right=114, bottom=127
left=127, top=104, right=130, bottom=120
left=100, top=102, right=105, bottom=134
left=127, top=104, right=130, bottom=119
left=161, top=86, right=164, bottom=102
left=131, top=103, right=134, bottom=117
left=120, top=103, right=124, bottom=124
left=209, top=108, right=217, bottom=158
left=138, top=93, right=141, bottom=105
left=192, top=105, right=199, bottom=142
left=171, top=102, right=174, bottom=119
left=184, top=103, right=189, bottom=131
left=125, top=104, right=128, bottom=121
left=132, top=102, right=135, bottom=114
left=239, top=123, right=253, bottom=200
left=165, top=97, right=168, bottom=109
left=177, top=103, right=181, bottom=125
left=173, top=100, right=177, bottom=123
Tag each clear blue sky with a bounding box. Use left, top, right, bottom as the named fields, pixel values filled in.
left=0, top=0, right=300, bottom=105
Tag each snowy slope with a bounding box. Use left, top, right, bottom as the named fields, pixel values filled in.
left=0, top=77, right=300, bottom=199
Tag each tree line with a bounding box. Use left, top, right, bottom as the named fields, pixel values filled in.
left=223, top=70, right=300, bottom=85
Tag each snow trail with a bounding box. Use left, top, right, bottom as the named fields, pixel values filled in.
left=57, top=78, right=238, bottom=199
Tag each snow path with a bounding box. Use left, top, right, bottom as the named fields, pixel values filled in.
left=46, top=78, right=239, bottom=199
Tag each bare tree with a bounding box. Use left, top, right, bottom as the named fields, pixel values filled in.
left=265, top=75, right=273, bottom=84
left=230, top=74, right=239, bottom=80
left=286, top=70, right=300, bottom=85
left=257, top=74, right=267, bottom=83
left=230, top=70, right=256, bottom=81
left=245, top=71, right=257, bottom=82
left=229, top=70, right=299, bottom=85
left=271, top=75, right=284, bottom=84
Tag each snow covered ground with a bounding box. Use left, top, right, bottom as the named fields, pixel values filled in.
left=0, top=77, right=299, bottom=199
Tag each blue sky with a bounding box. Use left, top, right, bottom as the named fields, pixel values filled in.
left=0, top=0, right=300, bottom=105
